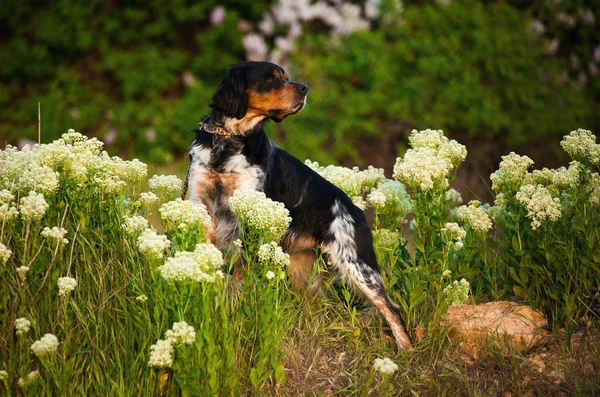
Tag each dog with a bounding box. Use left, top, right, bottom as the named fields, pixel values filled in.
left=183, top=61, right=412, bottom=350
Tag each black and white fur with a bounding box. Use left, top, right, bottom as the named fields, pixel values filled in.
left=186, top=62, right=412, bottom=350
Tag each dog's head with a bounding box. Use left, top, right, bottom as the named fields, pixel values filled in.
left=210, top=61, right=308, bottom=125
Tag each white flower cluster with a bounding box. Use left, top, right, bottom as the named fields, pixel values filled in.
left=30, top=333, right=59, bottom=357
left=148, top=339, right=174, bottom=368
left=16, top=266, right=29, bottom=280
left=454, top=200, right=493, bottom=234
left=139, top=191, right=158, bottom=207
left=0, top=189, right=19, bottom=223
left=394, top=129, right=467, bottom=192
left=0, top=242, right=11, bottom=264
left=159, top=198, right=211, bottom=231
left=528, top=161, right=581, bottom=190
left=17, top=370, right=40, bottom=388
left=515, top=184, right=562, bottom=230
left=137, top=229, right=171, bottom=260
left=440, top=222, right=466, bottom=250
left=490, top=152, right=534, bottom=194
left=443, top=278, right=470, bottom=306
left=374, top=228, right=402, bottom=249
left=159, top=244, right=224, bottom=283
left=445, top=188, right=463, bottom=206
left=240, top=0, right=381, bottom=62
left=15, top=317, right=31, bottom=335
left=121, top=215, right=149, bottom=235
left=148, top=174, right=182, bottom=199
left=305, top=160, right=385, bottom=200
left=373, top=357, right=398, bottom=375
left=19, top=191, right=49, bottom=222
left=57, top=276, right=78, bottom=296
left=164, top=321, right=196, bottom=346
left=367, top=190, right=387, bottom=210
left=370, top=180, right=412, bottom=219
left=257, top=242, right=290, bottom=268
left=41, top=226, right=69, bottom=245
left=589, top=174, right=600, bottom=207
left=228, top=190, right=291, bottom=240
left=560, top=128, right=600, bottom=165
left=1, top=129, right=148, bottom=198
left=0, top=370, right=7, bottom=381
left=148, top=321, right=197, bottom=368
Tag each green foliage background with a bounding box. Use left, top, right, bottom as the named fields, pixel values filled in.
left=1, top=0, right=598, bottom=168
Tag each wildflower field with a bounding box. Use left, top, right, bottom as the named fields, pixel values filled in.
left=1, top=128, right=599, bottom=396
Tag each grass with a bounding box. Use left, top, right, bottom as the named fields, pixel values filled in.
left=1, top=129, right=599, bottom=396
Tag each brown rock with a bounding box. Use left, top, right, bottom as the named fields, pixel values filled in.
left=442, top=301, right=549, bottom=357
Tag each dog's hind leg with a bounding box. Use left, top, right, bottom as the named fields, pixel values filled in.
left=282, top=233, right=322, bottom=294
left=326, top=200, right=412, bottom=350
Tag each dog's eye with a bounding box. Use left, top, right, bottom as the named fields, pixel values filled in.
left=266, top=77, right=274, bottom=83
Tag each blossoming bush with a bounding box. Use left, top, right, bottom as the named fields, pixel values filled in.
left=491, top=129, right=600, bottom=331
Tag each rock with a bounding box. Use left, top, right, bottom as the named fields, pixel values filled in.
left=442, top=301, right=549, bottom=357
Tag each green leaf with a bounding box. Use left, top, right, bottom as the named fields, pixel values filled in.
left=275, top=363, right=285, bottom=384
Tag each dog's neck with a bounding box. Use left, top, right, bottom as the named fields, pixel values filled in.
left=201, top=112, right=266, bottom=137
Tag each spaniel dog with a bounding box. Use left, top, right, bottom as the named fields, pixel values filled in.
left=183, top=61, right=411, bottom=350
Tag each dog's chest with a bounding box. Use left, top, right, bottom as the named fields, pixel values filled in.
left=188, top=145, right=264, bottom=212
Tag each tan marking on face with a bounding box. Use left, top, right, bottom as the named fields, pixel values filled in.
left=246, top=83, right=302, bottom=116
left=283, top=72, right=289, bottom=80
left=272, top=70, right=281, bottom=80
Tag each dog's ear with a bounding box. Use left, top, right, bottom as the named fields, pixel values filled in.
left=211, top=66, right=248, bottom=120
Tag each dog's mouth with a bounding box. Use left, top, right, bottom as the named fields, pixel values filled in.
left=268, top=96, right=307, bottom=116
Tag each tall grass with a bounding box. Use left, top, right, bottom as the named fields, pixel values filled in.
left=1, top=128, right=599, bottom=395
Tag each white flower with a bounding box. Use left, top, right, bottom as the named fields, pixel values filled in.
left=0, top=243, right=11, bottom=264
left=490, top=152, right=534, bottom=194
left=139, top=191, right=159, bottom=207
left=137, top=229, right=170, bottom=259
left=148, top=339, right=174, bottom=368
left=257, top=242, right=290, bottom=268
left=440, top=222, right=466, bottom=245
left=0, top=370, right=7, bottom=381
left=121, top=215, right=149, bottom=235
left=445, top=188, right=463, bottom=206
left=31, top=334, right=59, bottom=357
left=57, top=276, right=78, bottom=296
left=15, top=317, right=31, bottom=335
left=228, top=190, right=291, bottom=240
left=374, top=228, right=402, bottom=249
left=193, top=243, right=224, bottom=271
left=304, top=161, right=385, bottom=198
left=19, top=191, right=49, bottom=221
left=159, top=244, right=223, bottom=283
left=16, top=266, right=29, bottom=280
left=373, top=357, right=398, bottom=375
left=148, top=174, right=183, bottom=198
left=136, top=295, right=148, bottom=302
left=394, top=147, right=452, bottom=191
left=17, top=370, right=40, bottom=388
left=352, top=196, right=367, bottom=211
left=516, top=184, right=562, bottom=230
left=561, top=129, right=599, bottom=165
left=371, top=180, right=412, bottom=222
left=159, top=199, right=211, bottom=231
left=454, top=200, right=493, bottom=234
left=367, top=190, right=387, bottom=210
left=443, top=278, right=470, bottom=306
left=41, top=226, right=69, bottom=245
left=265, top=270, right=276, bottom=280
left=165, top=321, right=196, bottom=346
left=0, top=189, right=19, bottom=223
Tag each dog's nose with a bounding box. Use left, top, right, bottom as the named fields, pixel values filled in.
left=297, top=83, right=308, bottom=94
